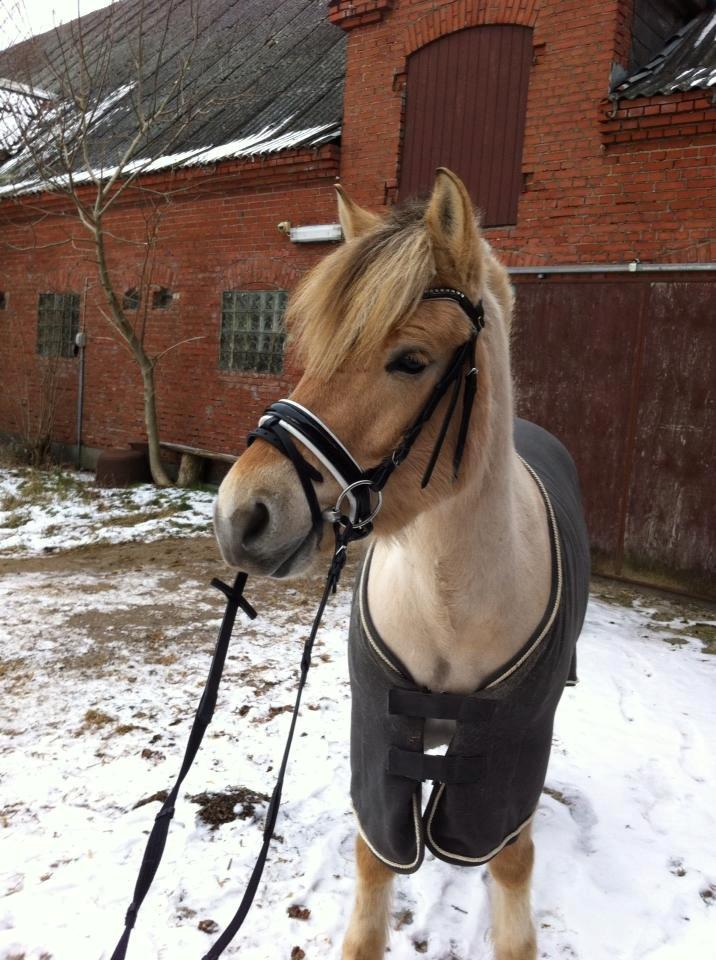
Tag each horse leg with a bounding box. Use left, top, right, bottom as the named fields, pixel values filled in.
left=342, top=833, right=395, bottom=960
left=488, top=823, right=537, bottom=960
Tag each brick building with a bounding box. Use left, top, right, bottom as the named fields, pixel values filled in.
left=0, top=0, right=714, bottom=595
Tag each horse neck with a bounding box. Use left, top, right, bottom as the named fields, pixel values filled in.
left=366, top=293, right=552, bottom=693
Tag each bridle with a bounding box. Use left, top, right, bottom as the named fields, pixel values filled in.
left=247, top=286, right=485, bottom=542
left=110, top=285, right=485, bottom=960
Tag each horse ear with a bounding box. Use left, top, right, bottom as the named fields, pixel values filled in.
left=335, top=184, right=381, bottom=241
left=425, top=168, right=480, bottom=281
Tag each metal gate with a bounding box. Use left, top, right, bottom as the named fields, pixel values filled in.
left=512, top=274, right=715, bottom=598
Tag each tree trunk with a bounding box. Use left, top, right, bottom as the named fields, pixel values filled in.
left=177, top=452, right=203, bottom=488
left=140, top=361, right=172, bottom=487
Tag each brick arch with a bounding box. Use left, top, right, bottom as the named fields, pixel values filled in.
left=222, top=256, right=302, bottom=292
left=403, top=0, right=539, bottom=58
left=37, top=261, right=87, bottom=292
left=145, top=266, right=178, bottom=295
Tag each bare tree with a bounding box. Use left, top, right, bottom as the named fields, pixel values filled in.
left=9, top=315, right=63, bottom=466
left=0, top=0, right=228, bottom=485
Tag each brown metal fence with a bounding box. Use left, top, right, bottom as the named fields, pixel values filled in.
left=512, top=274, right=715, bottom=599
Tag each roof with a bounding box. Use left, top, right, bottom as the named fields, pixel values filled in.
left=612, top=6, right=716, bottom=100
left=0, top=79, right=52, bottom=156
left=0, top=0, right=345, bottom=193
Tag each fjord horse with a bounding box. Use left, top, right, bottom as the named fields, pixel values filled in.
left=214, top=169, right=588, bottom=960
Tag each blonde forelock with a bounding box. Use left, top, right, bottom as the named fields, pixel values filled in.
left=287, top=202, right=436, bottom=379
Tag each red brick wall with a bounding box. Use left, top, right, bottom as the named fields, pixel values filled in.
left=0, top=147, right=340, bottom=457
left=335, top=0, right=716, bottom=266
left=1, top=0, right=715, bottom=461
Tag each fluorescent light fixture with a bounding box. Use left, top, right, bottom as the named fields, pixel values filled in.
left=289, top=223, right=343, bottom=243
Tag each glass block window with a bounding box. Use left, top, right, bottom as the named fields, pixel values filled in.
left=37, top=293, right=80, bottom=357
left=220, top=290, right=287, bottom=374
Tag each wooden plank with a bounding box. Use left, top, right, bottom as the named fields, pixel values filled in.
left=160, top=441, right=237, bottom=463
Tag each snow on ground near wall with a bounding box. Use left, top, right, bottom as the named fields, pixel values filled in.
left=0, top=466, right=215, bottom=555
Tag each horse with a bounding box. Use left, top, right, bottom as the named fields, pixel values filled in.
left=214, top=168, right=589, bottom=960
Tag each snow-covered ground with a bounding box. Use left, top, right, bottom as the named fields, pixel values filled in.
left=0, top=466, right=214, bottom=555
left=0, top=465, right=714, bottom=959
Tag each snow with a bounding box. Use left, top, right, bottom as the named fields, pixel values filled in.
left=129, top=120, right=341, bottom=172
left=0, top=113, right=340, bottom=197
left=0, top=465, right=215, bottom=555
left=0, top=478, right=715, bottom=959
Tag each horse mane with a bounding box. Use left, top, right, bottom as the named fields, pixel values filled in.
left=286, top=200, right=436, bottom=379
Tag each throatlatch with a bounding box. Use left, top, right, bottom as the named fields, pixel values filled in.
left=110, top=286, right=485, bottom=959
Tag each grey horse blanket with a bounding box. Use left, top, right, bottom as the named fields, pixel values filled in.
left=348, top=418, right=590, bottom=873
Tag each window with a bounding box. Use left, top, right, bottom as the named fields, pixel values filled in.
left=123, top=287, right=140, bottom=310
left=400, top=25, right=533, bottom=226
left=152, top=286, right=172, bottom=309
left=220, top=290, right=287, bottom=374
left=0, top=291, right=6, bottom=310
left=37, top=293, right=80, bottom=357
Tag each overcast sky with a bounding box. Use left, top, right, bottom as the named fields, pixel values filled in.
left=0, top=0, right=116, bottom=51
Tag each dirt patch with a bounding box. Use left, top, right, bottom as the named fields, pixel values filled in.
left=253, top=704, right=294, bottom=723
left=75, top=708, right=115, bottom=736
left=287, top=905, right=311, bottom=921
left=132, top=789, right=169, bottom=811
left=592, top=575, right=716, bottom=655
left=188, top=786, right=270, bottom=829
left=0, top=534, right=221, bottom=577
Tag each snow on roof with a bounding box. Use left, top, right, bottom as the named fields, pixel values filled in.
left=0, top=119, right=342, bottom=197
left=0, top=0, right=345, bottom=193
left=0, top=77, right=53, bottom=100
left=0, top=80, right=50, bottom=154
left=612, top=7, right=716, bottom=99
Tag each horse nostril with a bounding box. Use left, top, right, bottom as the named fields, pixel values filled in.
left=241, top=501, right=270, bottom=545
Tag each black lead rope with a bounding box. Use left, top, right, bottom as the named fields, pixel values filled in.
left=110, top=285, right=485, bottom=958
left=110, top=528, right=351, bottom=960
left=110, top=572, right=257, bottom=960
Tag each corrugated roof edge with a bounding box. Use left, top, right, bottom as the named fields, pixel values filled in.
left=0, top=121, right=341, bottom=198
left=610, top=8, right=716, bottom=100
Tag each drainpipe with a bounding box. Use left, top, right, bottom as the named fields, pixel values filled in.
left=74, top=330, right=87, bottom=469
left=74, top=276, right=90, bottom=469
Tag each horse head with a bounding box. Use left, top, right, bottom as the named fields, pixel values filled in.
left=214, top=168, right=513, bottom=576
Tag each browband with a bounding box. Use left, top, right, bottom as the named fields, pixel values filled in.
left=421, top=287, right=485, bottom=331
left=247, top=287, right=485, bottom=539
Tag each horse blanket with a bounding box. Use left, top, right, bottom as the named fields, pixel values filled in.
left=348, top=418, right=590, bottom=873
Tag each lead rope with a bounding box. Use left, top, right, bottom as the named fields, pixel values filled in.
left=110, top=522, right=353, bottom=960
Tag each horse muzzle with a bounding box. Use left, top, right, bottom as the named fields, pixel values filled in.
left=213, top=452, right=321, bottom=578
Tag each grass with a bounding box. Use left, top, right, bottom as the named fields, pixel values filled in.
left=74, top=708, right=115, bottom=736
left=2, top=510, right=30, bottom=529
left=0, top=492, right=23, bottom=512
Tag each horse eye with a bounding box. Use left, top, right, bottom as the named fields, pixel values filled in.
left=386, top=353, right=428, bottom=375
